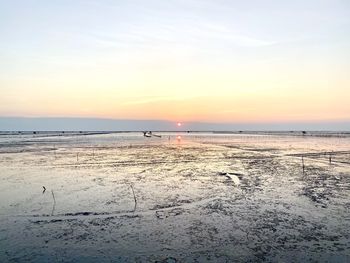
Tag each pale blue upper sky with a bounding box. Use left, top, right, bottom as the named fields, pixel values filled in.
left=0, top=0, right=349, bottom=124
left=2, top=0, right=349, bottom=64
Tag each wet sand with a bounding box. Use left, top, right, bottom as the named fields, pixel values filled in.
left=0, top=132, right=349, bottom=262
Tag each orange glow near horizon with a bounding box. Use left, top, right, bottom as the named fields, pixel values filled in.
left=1, top=60, right=349, bottom=123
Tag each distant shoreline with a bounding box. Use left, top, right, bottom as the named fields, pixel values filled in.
left=1, top=130, right=349, bottom=138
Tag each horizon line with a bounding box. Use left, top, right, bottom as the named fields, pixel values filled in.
left=1, top=117, right=350, bottom=132
left=1, top=116, right=350, bottom=124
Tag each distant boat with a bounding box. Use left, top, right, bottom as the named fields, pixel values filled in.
left=143, top=131, right=161, bottom=138
left=143, top=131, right=152, bottom=137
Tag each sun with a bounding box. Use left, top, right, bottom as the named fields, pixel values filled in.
left=177, top=122, right=182, bottom=127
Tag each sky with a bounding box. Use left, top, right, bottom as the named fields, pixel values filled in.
left=0, top=0, right=349, bottom=128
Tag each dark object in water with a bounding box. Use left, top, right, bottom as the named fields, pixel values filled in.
left=42, top=186, right=46, bottom=194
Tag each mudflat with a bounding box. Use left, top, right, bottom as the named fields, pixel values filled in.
left=0, top=132, right=349, bottom=262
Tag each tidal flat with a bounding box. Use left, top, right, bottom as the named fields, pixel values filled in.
left=0, top=132, right=349, bottom=262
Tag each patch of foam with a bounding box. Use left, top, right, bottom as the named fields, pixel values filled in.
left=226, top=173, right=241, bottom=185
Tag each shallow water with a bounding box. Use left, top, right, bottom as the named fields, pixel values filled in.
left=0, top=132, right=349, bottom=262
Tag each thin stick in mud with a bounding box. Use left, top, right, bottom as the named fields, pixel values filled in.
left=302, top=156, right=305, bottom=174
left=130, top=184, right=137, bottom=212
left=51, top=190, right=56, bottom=216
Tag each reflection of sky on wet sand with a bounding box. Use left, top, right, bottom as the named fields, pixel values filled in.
left=0, top=132, right=349, bottom=262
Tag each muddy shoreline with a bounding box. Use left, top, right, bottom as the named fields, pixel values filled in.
left=0, top=133, right=349, bottom=262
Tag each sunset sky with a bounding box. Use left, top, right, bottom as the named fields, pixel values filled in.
left=1, top=0, right=349, bottom=125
